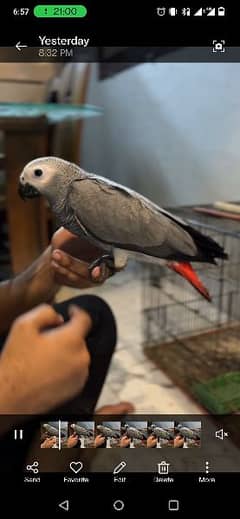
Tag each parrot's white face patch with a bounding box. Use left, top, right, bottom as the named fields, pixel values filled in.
left=19, top=160, right=58, bottom=194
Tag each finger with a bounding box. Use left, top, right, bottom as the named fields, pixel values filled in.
left=90, top=264, right=110, bottom=283
left=49, top=305, right=92, bottom=344
left=20, top=304, right=64, bottom=330
left=51, top=261, right=83, bottom=282
left=51, top=262, right=93, bottom=289
left=52, top=250, right=90, bottom=277
left=52, top=250, right=110, bottom=283
left=68, top=305, right=92, bottom=336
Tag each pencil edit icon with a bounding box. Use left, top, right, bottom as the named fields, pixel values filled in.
left=113, top=461, right=127, bottom=474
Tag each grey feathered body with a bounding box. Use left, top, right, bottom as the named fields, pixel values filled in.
left=71, top=424, right=93, bottom=437
left=124, top=426, right=147, bottom=440
left=150, top=426, right=174, bottom=440
left=97, top=425, right=120, bottom=439
left=45, top=159, right=227, bottom=265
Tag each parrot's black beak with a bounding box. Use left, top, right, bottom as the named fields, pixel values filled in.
left=18, top=182, right=40, bottom=200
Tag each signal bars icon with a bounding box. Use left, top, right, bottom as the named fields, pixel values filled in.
left=156, top=6, right=226, bottom=17
left=194, top=7, right=226, bottom=17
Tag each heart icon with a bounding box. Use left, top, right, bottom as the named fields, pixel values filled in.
left=69, top=461, right=83, bottom=474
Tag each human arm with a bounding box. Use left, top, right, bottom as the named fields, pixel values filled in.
left=0, top=304, right=91, bottom=418
left=120, top=435, right=131, bottom=448
left=147, top=435, right=157, bottom=448
left=0, top=228, right=109, bottom=335
left=94, top=435, right=106, bottom=447
left=66, top=434, right=79, bottom=448
left=41, top=436, right=57, bottom=448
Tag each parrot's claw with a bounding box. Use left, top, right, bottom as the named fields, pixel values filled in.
left=88, top=254, right=116, bottom=279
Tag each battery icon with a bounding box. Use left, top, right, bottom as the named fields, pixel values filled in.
left=169, top=7, right=177, bottom=16
left=218, top=7, right=225, bottom=16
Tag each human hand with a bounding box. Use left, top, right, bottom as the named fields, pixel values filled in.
left=174, top=435, right=185, bottom=448
left=66, top=433, right=79, bottom=448
left=41, top=436, right=57, bottom=448
left=51, top=227, right=111, bottom=288
left=120, top=435, right=131, bottom=448
left=94, top=434, right=105, bottom=447
left=0, top=304, right=91, bottom=414
left=95, top=402, right=135, bottom=414
left=147, top=435, right=157, bottom=448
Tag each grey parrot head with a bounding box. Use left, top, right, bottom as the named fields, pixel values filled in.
left=18, top=156, right=85, bottom=201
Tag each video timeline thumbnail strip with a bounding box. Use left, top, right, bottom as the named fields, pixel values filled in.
left=40, top=420, right=201, bottom=449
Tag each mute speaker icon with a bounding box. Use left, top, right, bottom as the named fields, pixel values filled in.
left=215, top=428, right=229, bottom=440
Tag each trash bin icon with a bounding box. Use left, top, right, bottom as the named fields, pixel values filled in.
left=157, top=461, right=170, bottom=474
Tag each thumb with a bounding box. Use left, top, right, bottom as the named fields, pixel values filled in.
left=49, top=305, right=92, bottom=345
left=25, top=304, right=64, bottom=330
left=68, top=305, right=92, bottom=338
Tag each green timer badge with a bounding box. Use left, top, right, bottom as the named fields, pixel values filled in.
left=34, top=5, right=87, bottom=18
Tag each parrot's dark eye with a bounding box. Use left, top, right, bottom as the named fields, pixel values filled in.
left=34, top=169, right=43, bottom=177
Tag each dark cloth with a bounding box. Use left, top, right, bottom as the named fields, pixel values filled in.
left=0, top=295, right=117, bottom=469
left=0, top=294, right=117, bottom=413
left=52, top=294, right=117, bottom=414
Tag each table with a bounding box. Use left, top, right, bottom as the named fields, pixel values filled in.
left=0, top=102, right=102, bottom=273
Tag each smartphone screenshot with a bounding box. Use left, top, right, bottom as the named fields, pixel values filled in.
left=0, top=1, right=239, bottom=514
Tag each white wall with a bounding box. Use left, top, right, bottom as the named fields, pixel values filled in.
left=81, top=62, right=240, bottom=207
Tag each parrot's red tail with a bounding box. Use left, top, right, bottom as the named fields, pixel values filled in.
left=167, top=262, right=211, bottom=302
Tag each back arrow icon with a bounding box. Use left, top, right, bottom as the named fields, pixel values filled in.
left=58, top=500, right=69, bottom=511
left=16, top=41, right=28, bottom=51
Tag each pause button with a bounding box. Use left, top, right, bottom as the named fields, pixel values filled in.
left=13, top=429, right=24, bottom=440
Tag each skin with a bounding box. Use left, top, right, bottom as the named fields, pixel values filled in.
left=41, top=436, right=57, bottom=448
left=94, top=434, right=106, bottom=448
left=0, top=304, right=91, bottom=414
left=174, top=435, right=185, bottom=448
left=66, top=433, right=79, bottom=448
left=0, top=228, right=110, bottom=335
left=120, top=435, right=131, bottom=448
left=0, top=227, right=134, bottom=430
left=147, top=435, right=158, bottom=448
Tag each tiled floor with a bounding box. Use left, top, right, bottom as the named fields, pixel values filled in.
left=56, top=262, right=202, bottom=414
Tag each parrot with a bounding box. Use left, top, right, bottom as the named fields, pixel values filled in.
left=122, top=424, right=147, bottom=440
left=18, top=156, right=228, bottom=301
left=150, top=424, right=174, bottom=440
left=70, top=423, right=93, bottom=437
left=175, top=425, right=200, bottom=440
left=96, top=424, right=121, bottom=439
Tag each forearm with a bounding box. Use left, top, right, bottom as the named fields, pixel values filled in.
left=0, top=247, right=59, bottom=334
left=0, top=364, right=26, bottom=435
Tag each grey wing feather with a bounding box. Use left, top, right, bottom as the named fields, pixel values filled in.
left=68, top=178, right=197, bottom=259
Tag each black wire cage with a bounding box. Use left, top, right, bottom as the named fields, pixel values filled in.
left=142, top=206, right=240, bottom=349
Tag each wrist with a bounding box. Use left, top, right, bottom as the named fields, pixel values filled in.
left=13, top=247, right=60, bottom=309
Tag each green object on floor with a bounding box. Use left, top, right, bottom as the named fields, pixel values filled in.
left=193, top=372, right=240, bottom=414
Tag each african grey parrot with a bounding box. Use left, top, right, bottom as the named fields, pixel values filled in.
left=70, top=424, right=93, bottom=437
left=176, top=425, right=200, bottom=441
left=123, top=424, right=147, bottom=440
left=96, top=425, right=120, bottom=439
left=42, top=423, right=59, bottom=437
left=18, top=156, right=228, bottom=301
left=150, top=424, right=174, bottom=440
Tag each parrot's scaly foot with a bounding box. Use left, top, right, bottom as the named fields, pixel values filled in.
left=88, top=254, right=116, bottom=279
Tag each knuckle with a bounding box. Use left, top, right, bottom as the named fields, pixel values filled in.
left=39, top=303, right=56, bottom=317
left=39, top=303, right=52, bottom=312
left=61, top=253, right=71, bottom=267
left=13, top=315, right=27, bottom=330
